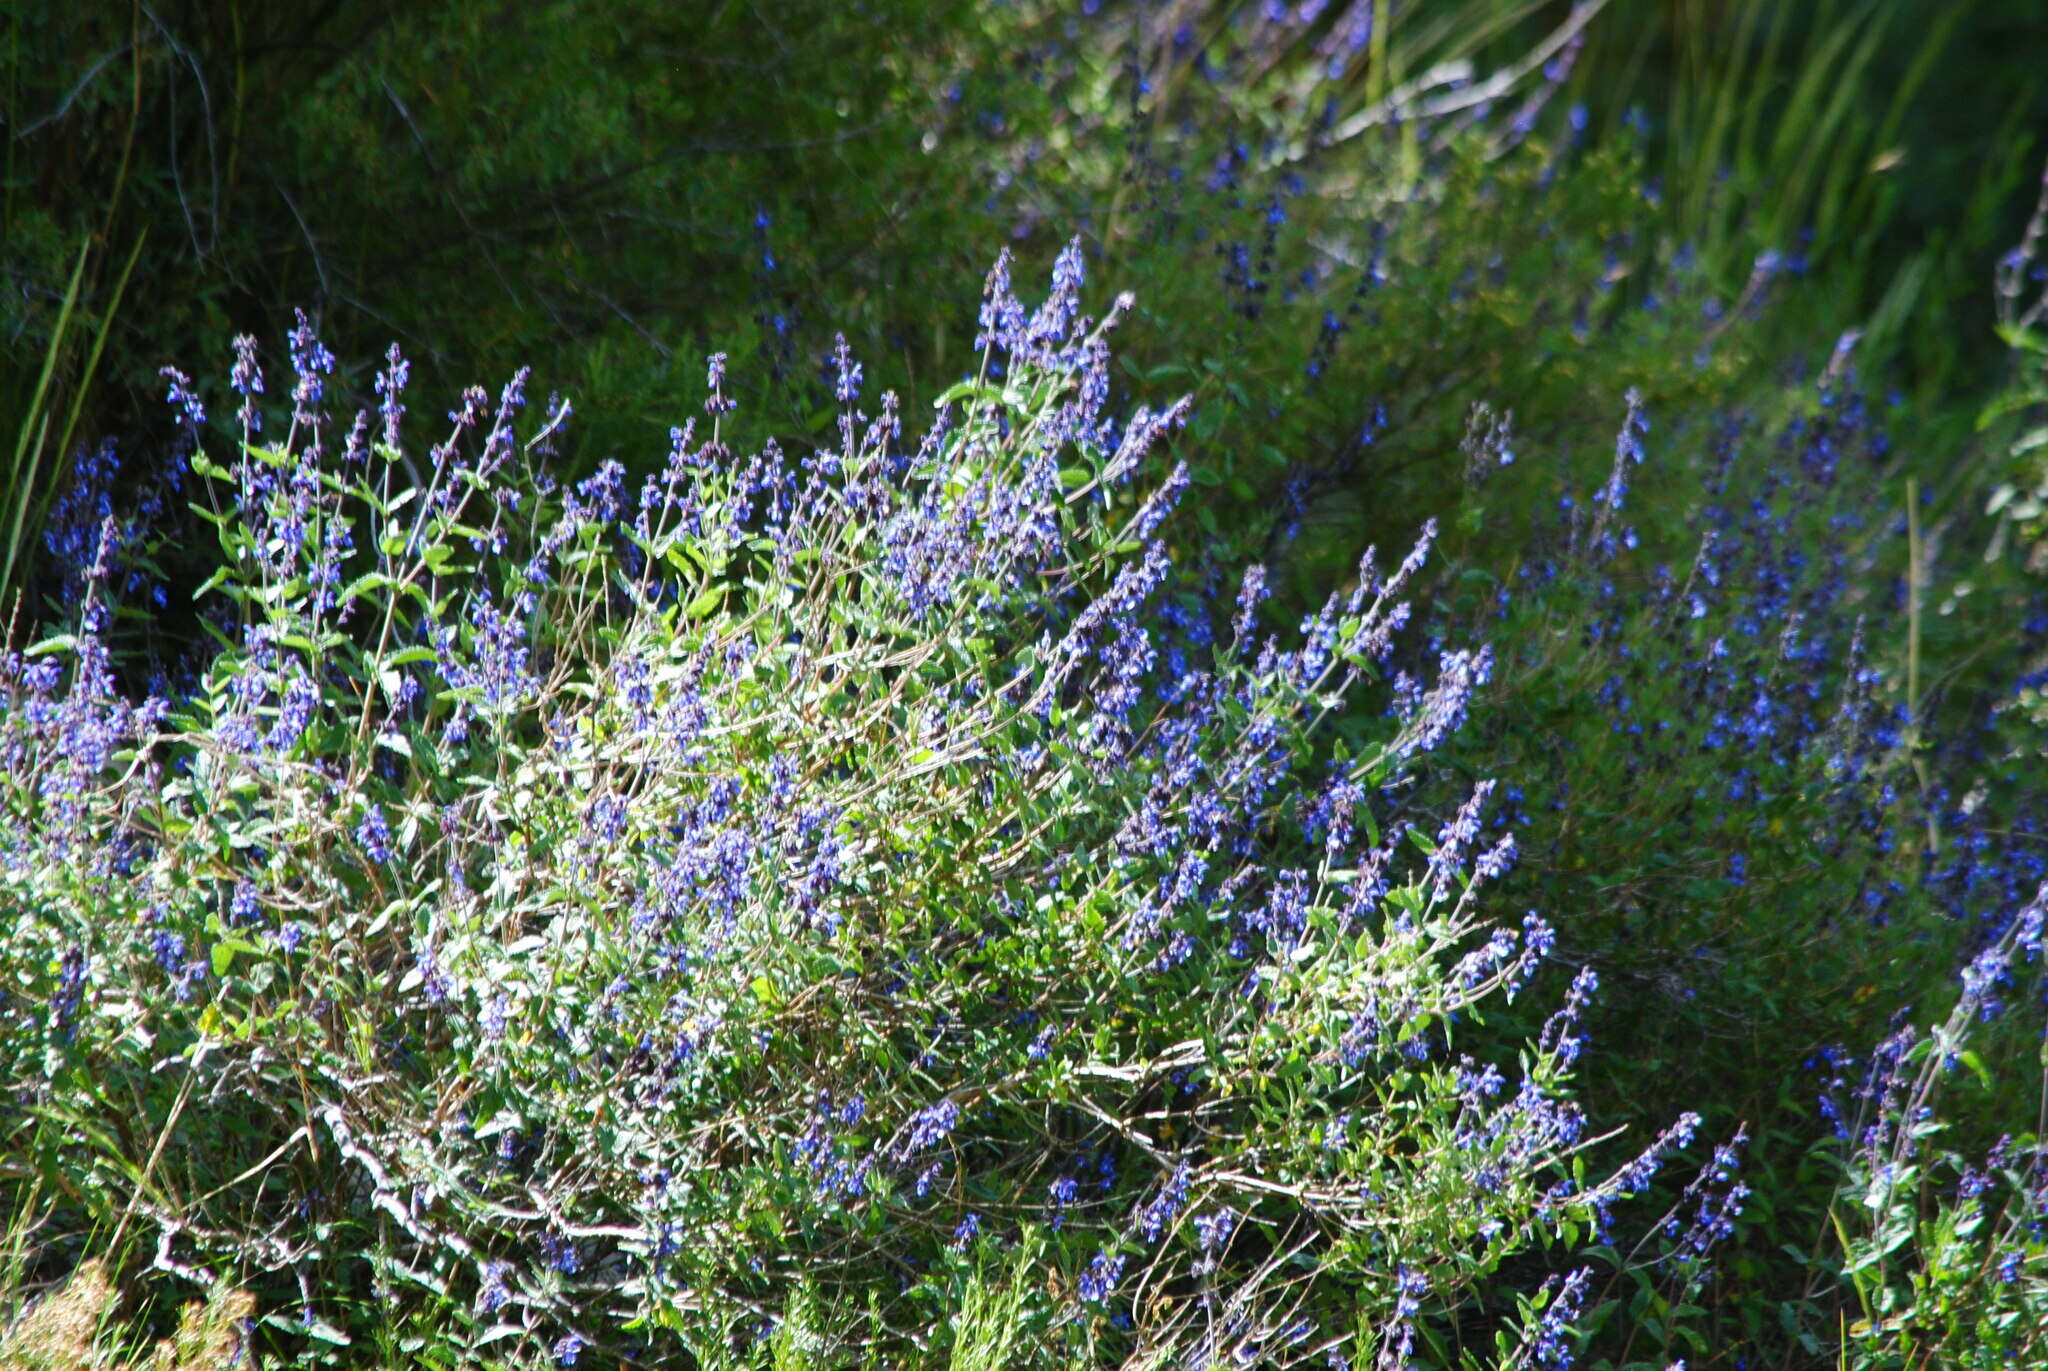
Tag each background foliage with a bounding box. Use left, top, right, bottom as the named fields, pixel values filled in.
left=5, top=2, right=2048, bottom=1369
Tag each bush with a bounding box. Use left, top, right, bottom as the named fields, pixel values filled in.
left=8, top=12, right=2048, bottom=1370
left=0, top=261, right=1732, bottom=1368
left=4, top=0, right=1929, bottom=610
left=1805, top=893, right=2048, bottom=1371
left=1988, top=163, right=2048, bottom=571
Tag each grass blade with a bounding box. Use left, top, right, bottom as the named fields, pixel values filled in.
left=4, top=234, right=92, bottom=605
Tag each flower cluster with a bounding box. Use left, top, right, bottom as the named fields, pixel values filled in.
left=0, top=258, right=1705, bottom=1369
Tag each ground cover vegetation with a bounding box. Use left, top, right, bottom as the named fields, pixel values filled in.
left=4, top=2, right=2048, bottom=1369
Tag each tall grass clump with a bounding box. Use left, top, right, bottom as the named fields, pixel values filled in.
left=0, top=261, right=1738, bottom=1367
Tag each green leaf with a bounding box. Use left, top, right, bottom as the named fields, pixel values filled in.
left=341, top=571, right=397, bottom=603
left=302, top=1318, right=353, bottom=1346
left=685, top=586, right=725, bottom=620
left=191, top=565, right=233, bottom=600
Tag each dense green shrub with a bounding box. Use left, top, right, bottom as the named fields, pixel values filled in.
left=0, top=265, right=1745, bottom=1368
left=15, top=0, right=2034, bottom=608
left=7, top=7, right=2048, bottom=1370
left=1988, top=164, right=2048, bottom=569
left=1812, top=900, right=2048, bottom=1371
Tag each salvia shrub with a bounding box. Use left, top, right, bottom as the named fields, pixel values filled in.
left=1, top=259, right=1740, bottom=1368
left=1805, top=893, right=2048, bottom=1371
left=1453, top=370, right=1924, bottom=1114
left=1990, top=162, right=2048, bottom=582
left=1752, top=154, right=2048, bottom=1371
left=959, top=5, right=1765, bottom=608
left=6, top=0, right=1766, bottom=628
left=1416, top=317, right=2048, bottom=1361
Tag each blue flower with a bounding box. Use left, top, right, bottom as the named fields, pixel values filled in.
left=1078, top=1249, right=1126, bottom=1303
left=357, top=805, right=394, bottom=865
left=49, top=946, right=87, bottom=1040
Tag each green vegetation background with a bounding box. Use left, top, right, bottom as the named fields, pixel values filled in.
left=7, top=0, right=2044, bottom=465
left=7, top=1, right=2048, bottom=1368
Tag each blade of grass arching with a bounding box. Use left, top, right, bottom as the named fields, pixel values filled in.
left=4, top=235, right=91, bottom=605
left=1851, top=246, right=1929, bottom=374
left=1773, top=12, right=1889, bottom=255
left=1730, top=0, right=1807, bottom=174
left=1691, top=0, right=1798, bottom=271
left=1660, top=0, right=1696, bottom=191
left=1812, top=115, right=1890, bottom=279
left=1669, top=0, right=1720, bottom=176
left=1408, top=0, right=1547, bottom=73
left=1592, top=11, right=1657, bottom=142
left=1719, top=0, right=1804, bottom=258
left=6, top=414, right=54, bottom=614
left=38, top=229, right=147, bottom=537
left=1819, top=0, right=1967, bottom=260
left=2, top=1165, right=48, bottom=1308
left=1665, top=0, right=1708, bottom=242
left=1757, top=0, right=1875, bottom=181
left=1866, top=1, right=1966, bottom=158
left=1809, top=103, right=1882, bottom=258
left=1750, top=0, right=1883, bottom=250
left=1678, top=0, right=1771, bottom=243
left=1367, top=0, right=1389, bottom=110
